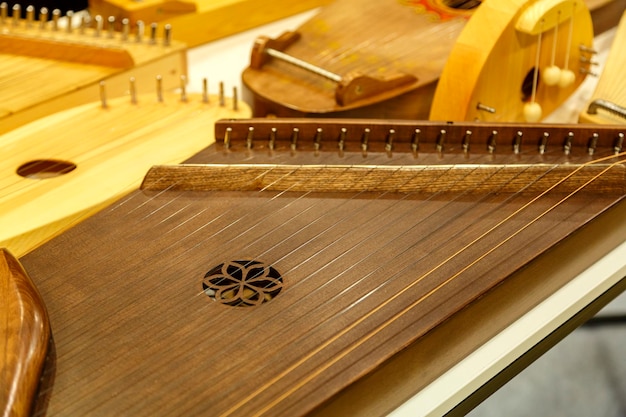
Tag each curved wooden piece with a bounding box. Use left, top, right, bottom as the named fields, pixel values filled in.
left=0, top=248, right=50, bottom=417
left=430, top=0, right=594, bottom=122
left=0, top=91, right=250, bottom=257
left=579, top=11, right=626, bottom=124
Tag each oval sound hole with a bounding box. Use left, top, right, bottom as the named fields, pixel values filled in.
left=17, top=159, right=77, bottom=179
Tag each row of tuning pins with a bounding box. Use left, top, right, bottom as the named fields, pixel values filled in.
left=224, top=126, right=625, bottom=156
left=98, top=75, right=240, bottom=111
left=0, top=3, right=172, bottom=46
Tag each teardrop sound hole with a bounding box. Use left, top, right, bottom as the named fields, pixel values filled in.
left=521, top=67, right=540, bottom=102
left=17, top=160, right=77, bottom=179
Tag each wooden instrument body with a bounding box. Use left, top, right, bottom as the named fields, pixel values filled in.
left=0, top=14, right=187, bottom=135
left=17, top=119, right=626, bottom=416
left=430, top=0, right=594, bottom=122
left=0, top=249, right=50, bottom=417
left=88, top=0, right=333, bottom=47
left=579, top=11, right=626, bottom=124
left=0, top=92, right=249, bottom=257
left=241, top=0, right=472, bottom=119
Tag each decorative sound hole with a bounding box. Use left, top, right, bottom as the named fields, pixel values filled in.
left=202, top=260, right=283, bottom=307
left=521, top=67, right=540, bottom=102
left=17, top=159, right=77, bottom=179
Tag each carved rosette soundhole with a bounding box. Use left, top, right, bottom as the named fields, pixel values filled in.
left=202, top=260, right=283, bottom=307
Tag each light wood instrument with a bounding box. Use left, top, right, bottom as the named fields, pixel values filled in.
left=430, top=0, right=594, bottom=122
left=0, top=86, right=250, bottom=258
left=88, top=0, right=333, bottom=48
left=11, top=118, right=626, bottom=416
left=241, top=0, right=620, bottom=121
left=0, top=6, right=187, bottom=135
left=579, top=10, right=626, bottom=124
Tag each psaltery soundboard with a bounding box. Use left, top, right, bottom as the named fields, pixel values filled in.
left=579, top=10, right=626, bottom=124
left=0, top=86, right=250, bottom=258
left=10, top=118, right=626, bottom=416
left=0, top=6, right=186, bottom=134
left=88, top=0, right=333, bottom=47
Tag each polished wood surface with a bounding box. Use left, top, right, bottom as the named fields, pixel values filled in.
left=0, top=248, right=50, bottom=417
left=579, top=11, right=626, bottom=124
left=19, top=119, right=626, bottom=416
left=0, top=91, right=250, bottom=257
left=430, top=0, right=593, bottom=122
left=88, top=0, right=333, bottom=47
left=0, top=11, right=187, bottom=134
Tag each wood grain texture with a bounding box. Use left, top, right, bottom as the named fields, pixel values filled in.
left=430, top=0, right=594, bottom=122
left=19, top=119, right=626, bottom=416
left=0, top=249, right=50, bottom=417
left=0, top=15, right=187, bottom=134
left=0, top=91, right=250, bottom=257
left=579, top=11, right=626, bottom=124
left=89, top=0, right=334, bottom=47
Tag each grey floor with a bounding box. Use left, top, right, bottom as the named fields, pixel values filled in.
left=468, top=292, right=626, bottom=417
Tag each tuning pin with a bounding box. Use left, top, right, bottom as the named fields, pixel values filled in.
left=121, top=18, right=129, bottom=40
left=587, top=132, right=599, bottom=155
left=65, top=10, right=74, bottom=33
left=51, top=8, right=60, bottom=30
left=487, top=130, right=498, bottom=154
left=462, top=130, right=472, bottom=154
left=39, top=7, right=47, bottom=29
left=164, top=23, right=171, bottom=46
left=11, top=3, right=19, bottom=26
left=1, top=3, right=7, bottom=24
left=223, top=127, right=232, bottom=149
left=436, top=129, right=446, bottom=153
left=385, top=129, right=395, bottom=152
left=99, top=81, right=107, bottom=108
left=337, top=127, right=347, bottom=151
left=129, top=77, right=137, bottom=104
left=411, top=128, right=420, bottom=152
left=361, top=128, right=370, bottom=152
left=291, top=128, right=299, bottom=151
left=107, top=15, right=115, bottom=38
left=156, top=75, right=163, bottom=102
left=614, top=133, right=624, bottom=154
left=26, top=5, right=34, bottom=27
left=94, top=14, right=103, bottom=36
left=202, top=78, right=209, bottom=103
left=219, top=82, right=225, bottom=107
left=268, top=127, right=277, bottom=150
left=246, top=127, right=254, bottom=149
left=513, top=131, right=523, bottom=155
left=538, top=132, right=549, bottom=154
left=136, top=20, right=144, bottom=42
left=150, top=22, right=157, bottom=44
left=314, top=128, right=323, bottom=151
left=563, top=131, right=574, bottom=155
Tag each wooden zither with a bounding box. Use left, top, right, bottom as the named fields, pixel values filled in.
left=0, top=81, right=250, bottom=258
left=6, top=119, right=626, bottom=416
left=0, top=4, right=186, bottom=134
left=242, top=0, right=604, bottom=122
